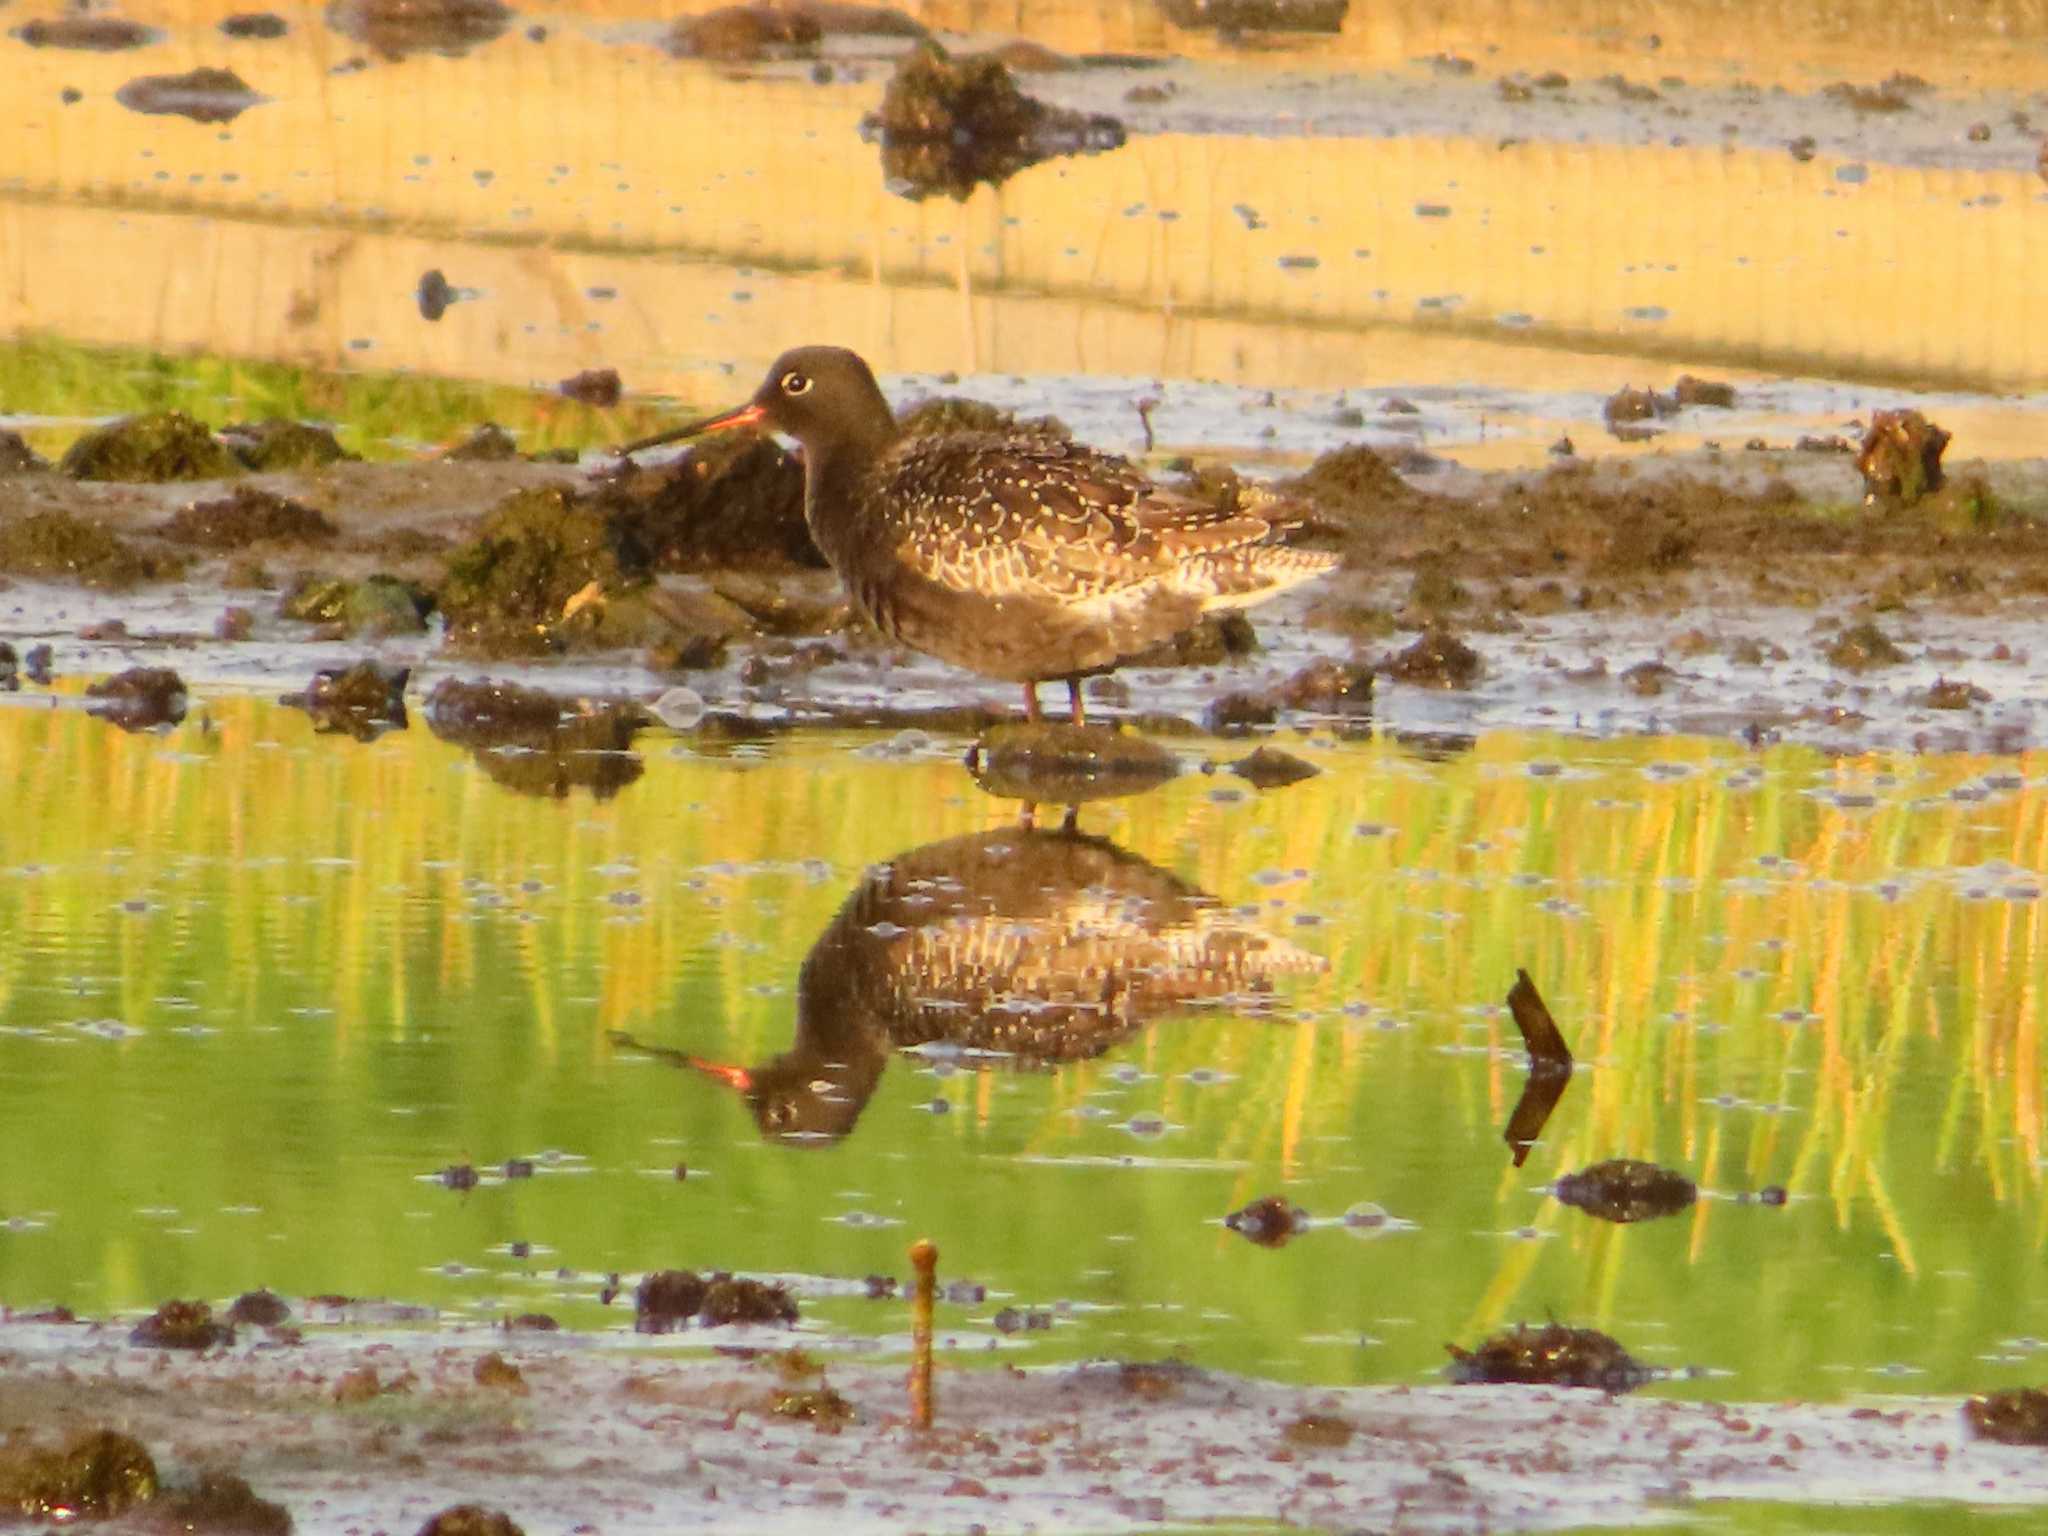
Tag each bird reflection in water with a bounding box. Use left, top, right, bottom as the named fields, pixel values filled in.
left=611, top=825, right=1326, bottom=1145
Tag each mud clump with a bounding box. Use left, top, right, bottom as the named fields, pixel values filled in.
left=1228, top=746, right=1319, bottom=789
left=634, top=1270, right=708, bottom=1333
left=225, top=1289, right=291, bottom=1327
left=702, top=1275, right=801, bottom=1328
left=1283, top=1414, right=1356, bottom=1449
left=115, top=66, right=264, bottom=122
left=1823, top=75, right=1924, bottom=113
left=130, top=1299, right=234, bottom=1350
left=965, top=721, right=1180, bottom=807
left=86, top=668, right=189, bottom=732
left=1277, top=657, right=1374, bottom=715
left=444, top=423, right=520, bottom=462
left=862, top=42, right=1125, bottom=201
left=1282, top=444, right=1430, bottom=546
left=1127, top=611, right=1258, bottom=669
left=415, top=1506, right=524, bottom=1536
left=1205, top=691, right=1276, bottom=733
left=221, top=418, right=351, bottom=470
left=1447, top=1322, right=1650, bottom=1394
left=475, top=1352, right=528, bottom=1393
left=560, top=368, right=622, bottom=407
left=1825, top=620, right=1907, bottom=671
left=1223, top=1195, right=1310, bottom=1247
left=283, top=661, right=410, bottom=740
left=424, top=677, right=647, bottom=800
left=161, top=485, right=337, bottom=548
left=279, top=574, right=429, bottom=636
left=327, top=0, right=513, bottom=57
left=625, top=1267, right=800, bottom=1330
left=221, top=11, right=289, bottom=36
left=1925, top=676, right=1991, bottom=709
left=60, top=411, right=241, bottom=481
left=1673, top=374, right=1737, bottom=408
left=1966, top=1388, right=2048, bottom=1446
left=1159, top=0, right=1346, bottom=32
left=0, top=1429, right=158, bottom=1519
left=17, top=14, right=154, bottom=48
left=1553, top=1158, right=1697, bottom=1223
left=0, top=429, right=51, bottom=475
left=438, top=486, right=654, bottom=654
left=771, top=1386, right=856, bottom=1430
left=154, top=1470, right=291, bottom=1535
left=0, top=509, right=175, bottom=587
left=608, top=430, right=820, bottom=573
left=1603, top=386, right=1668, bottom=427
left=1383, top=627, right=1482, bottom=689
left=1857, top=410, right=1950, bottom=506
left=669, top=4, right=819, bottom=60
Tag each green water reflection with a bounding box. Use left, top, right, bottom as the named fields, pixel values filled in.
left=1, top=696, right=2045, bottom=1400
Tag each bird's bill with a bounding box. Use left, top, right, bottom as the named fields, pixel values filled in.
left=617, top=401, right=767, bottom=456
left=681, top=1055, right=754, bottom=1093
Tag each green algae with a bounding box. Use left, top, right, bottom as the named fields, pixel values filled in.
left=0, top=1430, right=158, bottom=1520
left=0, top=509, right=181, bottom=586
left=60, top=410, right=242, bottom=482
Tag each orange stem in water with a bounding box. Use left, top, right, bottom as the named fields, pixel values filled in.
left=909, top=1238, right=937, bottom=1430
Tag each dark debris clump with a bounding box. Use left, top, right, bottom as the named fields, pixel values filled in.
left=129, top=1299, right=234, bottom=1350
left=861, top=42, right=1125, bottom=201
left=1224, top=1194, right=1311, bottom=1247
left=1446, top=1322, right=1651, bottom=1394
left=160, top=485, right=336, bottom=548
left=1553, top=1158, right=1697, bottom=1223
left=86, top=668, right=189, bottom=732
left=633, top=1269, right=798, bottom=1330
left=0, top=1429, right=158, bottom=1520
left=1966, top=1388, right=2048, bottom=1446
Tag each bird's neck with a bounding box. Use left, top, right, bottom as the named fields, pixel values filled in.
left=801, top=416, right=900, bottom=558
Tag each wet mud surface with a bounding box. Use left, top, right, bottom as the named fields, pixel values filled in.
left=2, top=428, right=2043, bottom=753
left=2, top=1325, right=2046, bottom=1534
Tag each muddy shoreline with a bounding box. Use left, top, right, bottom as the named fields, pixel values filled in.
left=2, top=424, right=2045, bottom=755
left=4, top=1320, right=2047, bottom=1534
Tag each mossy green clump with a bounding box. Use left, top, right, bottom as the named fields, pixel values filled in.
left=438, top=486, right=647, bottom=655
left=59, top=410, right=241, bottom=481
left=222, top=417, right=353, bottom=471
left=0, top=429, right=50, bottom=476
left=1825, top=620, right=1907, bottom=671
left=0, top=509, right=179, bottom=587
left=279, top=574, right=430, bottom=636
left=0, top=1429, right=158, bottom=1520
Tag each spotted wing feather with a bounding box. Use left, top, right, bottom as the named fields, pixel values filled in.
left=872, top=433, right=1302, bottom=603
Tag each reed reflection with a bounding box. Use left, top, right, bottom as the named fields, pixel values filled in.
left=614, top=821, right=1325, bottom=1144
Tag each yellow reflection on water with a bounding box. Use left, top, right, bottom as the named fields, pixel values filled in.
left=1, top=4, right=2042, bottom=419
left=0, top=697, right=2043, bottom=1392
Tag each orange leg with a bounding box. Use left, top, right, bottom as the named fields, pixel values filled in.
left=1022, top=682, right=1042, bottom=723
left=1067, top=680, right=1086, bottom=727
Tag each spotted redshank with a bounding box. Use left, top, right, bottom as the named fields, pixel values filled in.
left=622, top=346, right=1339, bottom=724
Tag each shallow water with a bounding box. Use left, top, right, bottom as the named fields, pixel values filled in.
left=3, top=695, right=2045, bottom=1403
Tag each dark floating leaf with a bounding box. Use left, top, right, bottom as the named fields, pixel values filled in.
left=1502, top=968, right=1573, bottom=1166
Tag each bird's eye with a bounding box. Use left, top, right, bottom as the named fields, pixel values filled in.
left=780, top=371, right=812, bottom=396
